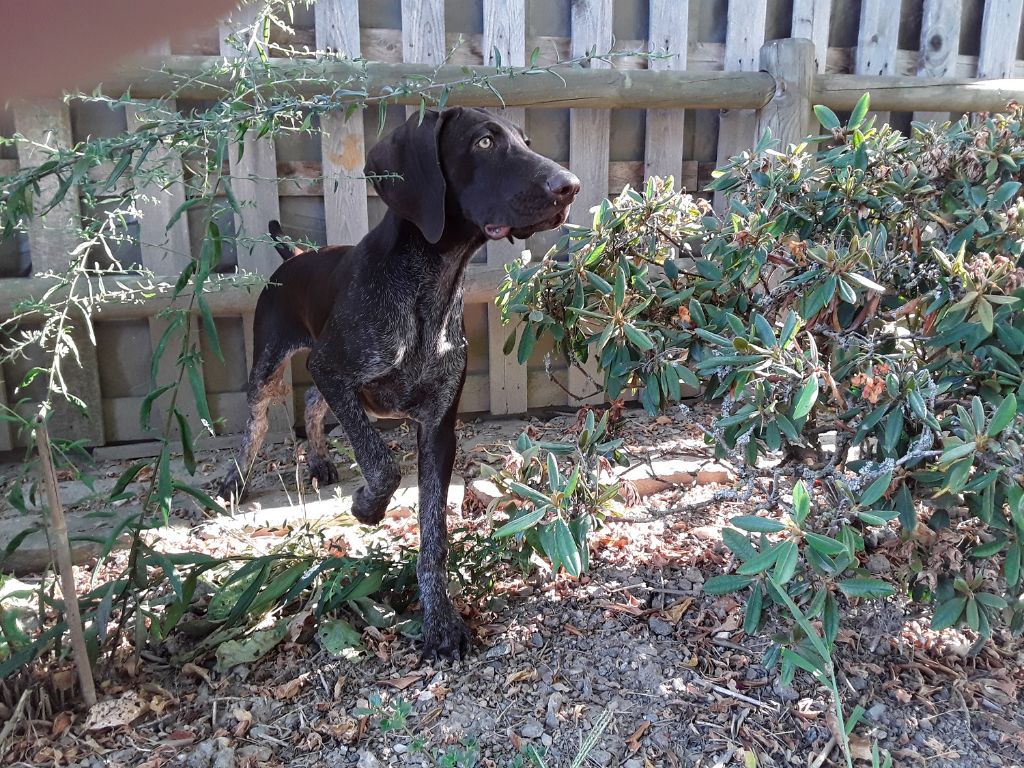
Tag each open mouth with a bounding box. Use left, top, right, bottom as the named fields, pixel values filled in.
left=485, top=205, right=572, bottom=243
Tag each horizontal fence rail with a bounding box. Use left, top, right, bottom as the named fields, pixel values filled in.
left=104, top=55, right=1024, bottom=114
left=110, top=56, right=780, bottom=110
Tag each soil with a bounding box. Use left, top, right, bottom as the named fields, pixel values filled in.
left=1, top=405, right=1023, bottom=768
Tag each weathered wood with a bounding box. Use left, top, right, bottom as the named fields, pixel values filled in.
left=715, top=0, right=768, bottom=210
left=483, top=0, right=528, bottom=415
left=856, top=0, right=901, bottom=126
left=978, top=0, right=1024, bottom=80
left=316, top=0, right=370, bottom=245
left=915, top=0, right=963, bottom=124
left=402, top=0, right=445, bottom=121
left=274, top=158, right=715, bottom=198
left=644, top=0, right=689, bottom=182
left=401, top=0, right=446, bottom=66
left=219, top=8, right=292, bottom=434
left=102, top=56, right=778, bottom=109
left=12, top=100, right=105, bottom=446
left=757, top=39, right=816, bottom=147
left=125, top=39, right=204, bottom=435
left=814, top=75, right=1024, bottom=112
left=791, top=0, right=833, bottom=73
left=567, top=0, right=613, bottom=407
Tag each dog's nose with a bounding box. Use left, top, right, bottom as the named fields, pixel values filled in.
left=546, top=169, right=581, bottom=203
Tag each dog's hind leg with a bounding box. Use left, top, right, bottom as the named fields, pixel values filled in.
left=303, top=386, right=338, bottom=487
left=217, top=351, right=295, bottom=502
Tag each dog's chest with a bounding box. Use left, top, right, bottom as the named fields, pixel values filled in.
left=358, top=295, right=467, bottom=420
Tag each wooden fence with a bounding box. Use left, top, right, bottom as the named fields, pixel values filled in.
left=2, top=0, right=1024, bottom=450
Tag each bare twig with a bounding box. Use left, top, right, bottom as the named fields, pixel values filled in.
left=33, top=418, right=97, bottom=709
left=0, top=689, right=31, bottom=758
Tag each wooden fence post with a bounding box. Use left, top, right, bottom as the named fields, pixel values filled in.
left=756, top=38, right=816, bottom=148
left=13, top=100, right=105, bottom=446
left=914, top=0, right=963, bottom=124
left=567, top=0, right=612, bottom=408
left=483, top=0, right=529, bottom=415
left=218, top=7, right=293, bottom=437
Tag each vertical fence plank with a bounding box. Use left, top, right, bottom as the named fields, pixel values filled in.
left=125, top=39, right=204, bottom=435
left=856, top=0, right=900, bottom=126
left=219, top=8, right=293, bottom=435
left=644, top=0, right=689, bottom=183
left=714, top=0, right=768, bottom=210
left=316, top=0, right=370, bottom=245
left=978, top=0, right=1024, bottom=79
left=13, top=101, right=105, bottom=446
left=757, top=39, right=816, bottom=146
left=914, top=0, right=963, bottom=124
left=791, top=0, right=832, bottom=73
left=568, top=0, right=613, bottom=407
left=483, top=0, right=529, bottom=415
left=402, top=0, right=446, bottom=121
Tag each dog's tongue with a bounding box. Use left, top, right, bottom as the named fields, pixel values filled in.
left=485, top=224, right=511, bottom=240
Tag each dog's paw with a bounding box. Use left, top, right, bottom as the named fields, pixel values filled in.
left=307, top=456, right=339, bottom=487
left=419, top=609, right=473, bottom=664
left=351, top=485, right=390, bottom=525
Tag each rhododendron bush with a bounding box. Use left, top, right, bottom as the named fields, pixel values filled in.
left=498, top=95, right=1024, bottom=661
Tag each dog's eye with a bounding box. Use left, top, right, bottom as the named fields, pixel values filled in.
left=476, top=136, right=493, bottom=149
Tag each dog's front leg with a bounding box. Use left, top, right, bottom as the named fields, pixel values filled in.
left=416, top=412, right=472, bottom=661
left=308, top=366, right=400, bottom=525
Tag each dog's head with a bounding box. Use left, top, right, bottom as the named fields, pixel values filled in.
left=365, top=106, right=579, bottom=245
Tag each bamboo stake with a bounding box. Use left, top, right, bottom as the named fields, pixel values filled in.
left=33, top=416, right=97, bottom=708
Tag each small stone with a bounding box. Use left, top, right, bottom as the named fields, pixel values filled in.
left=531, top=632, right=544, bottom=648
left=485, top=643, right=510, bottom=659
left=357, top=750, right=383, bottom=768
left=866, top=554, right=892, bottom=574
left=540, top=733, right=552, bottom=748
left=589, top=749, right=613, bottom=767
left=237, top=745, right=271, bottom=762
left=545, top=693, right=563, bottom=729
left=624, top=759, right=645, bottom=768
left=521, top=720, right=544, bottom=739
left=648, top=616, right=674, bottom=637
left=867, top=703, right=887, bottom=721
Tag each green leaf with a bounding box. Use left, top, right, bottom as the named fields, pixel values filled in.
left=703, top=574, right=754, bottom=594
left=175, top=409, right=196, bottom=475
left=813, top=104, right=841, bottom=131
left=939, top=441, right=976, bottom=466
left=803, top=531, right=847, bottom=556
left=837, top=578, right=895, bottom=599
left=731, top=515, right=786, bottom=533
left=846, top=272, right=886, bottom=293
left=848, top=93, right=870, bottom=130
left=140, top=384, right=173, bottom=431
left=553, top=518, right=582, bottom=577
left=976, top=297, right=994, bottom=335
left=987, top=394, right=1017, bottom=437
left=743, top=586, right=763, bottom=634
left=216, top=619, right=289, bottom=670
left=792, top=481, right=810, bottom=527
left=508, top=481, right=553, bottom=508
left=738, top=543, right=782, bottom=575
left=623, top=323, right=655, bottom=351
left=493, top=507, right=546, bottom=538
left=792, top=377, right=819, bottom=420
left=859, top=470, right=892, bottom=507
left=720, top=530, right=757, bottom=565
left=931, top=596, right=967, bottom=631
left=773, top=540, right=799, bottom=584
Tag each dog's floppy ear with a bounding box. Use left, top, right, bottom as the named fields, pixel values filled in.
left=365, top=109, right=451, bottom=244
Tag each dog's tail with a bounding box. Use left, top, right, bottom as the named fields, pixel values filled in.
left=268, top=220, right=301, bottom=260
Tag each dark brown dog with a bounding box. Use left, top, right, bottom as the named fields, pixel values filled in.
left=217, top=107, right=579, bottom=659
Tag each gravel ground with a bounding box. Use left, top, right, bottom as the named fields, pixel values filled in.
left=2, top=406, right=1023, bottom=768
